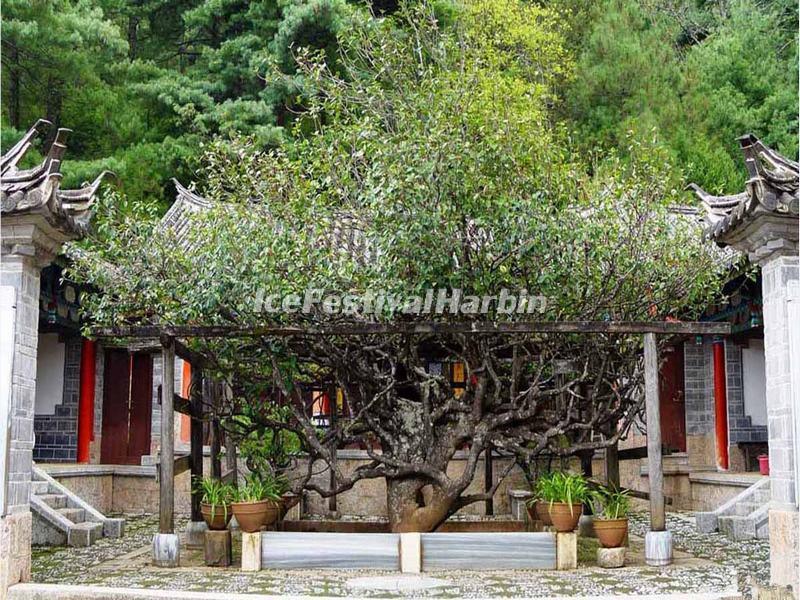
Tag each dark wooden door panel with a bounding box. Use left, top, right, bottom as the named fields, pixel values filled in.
left=128, top=353, right=153, bottom=462
left=101, top=350, right=153, bottom=464
left=659, top=342, right=686, bottom=453
left=101, top=350, right=131, bottom=464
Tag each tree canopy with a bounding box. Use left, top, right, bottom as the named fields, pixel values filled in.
left=69, top=1, right=729, bottom=530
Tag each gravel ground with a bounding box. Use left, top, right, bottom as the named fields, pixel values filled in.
left=628, top=510, right=770, bottom=596
left=29, top=512, right=752, bottom=598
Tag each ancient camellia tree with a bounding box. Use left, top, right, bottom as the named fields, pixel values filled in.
left=73, top=1, right=723, bottom=531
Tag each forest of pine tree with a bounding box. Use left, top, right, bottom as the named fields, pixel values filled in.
left=2, top=0, right=797, bottom=207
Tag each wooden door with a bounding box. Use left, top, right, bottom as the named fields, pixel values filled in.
left=659, top=342, right=686, bottom=453
left=101, top=350, right=153, bottom=464
left=128, top=353, right=153, bottom=461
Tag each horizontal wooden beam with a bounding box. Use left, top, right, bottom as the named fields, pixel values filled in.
left=92, top=320, right=731, bottom=339
left=155, top=454, right=191, bottom=483
left=617, top=444, right=675, bottom=461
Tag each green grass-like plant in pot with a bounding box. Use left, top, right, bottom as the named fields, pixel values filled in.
left=231, top=473, right=285, bottom=533
left=591, top=485, right=631, bottom=547
left=195, top=476, right=235, bottom=530
left=536, top=471, right=589, bottom=532
left=526, top=472, right=555, bottom=525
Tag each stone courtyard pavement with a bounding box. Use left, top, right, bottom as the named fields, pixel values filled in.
left=25, top=511, right=767, bottom=598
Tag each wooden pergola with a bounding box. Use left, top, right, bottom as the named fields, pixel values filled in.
left=94, top=319, right=731, bottom=567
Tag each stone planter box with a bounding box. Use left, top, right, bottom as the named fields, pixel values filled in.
left=255, top=531, right=572, bottom=572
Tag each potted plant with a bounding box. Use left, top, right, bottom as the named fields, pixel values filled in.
left=538, top=471, right=589, bottom=532
left=195, top=477, right=234, bottom=530
left=526, top=473, right=554, bottom=525
left=231, top=474, right=284, bottom=533
left=591, top=485, right=630, bottom=548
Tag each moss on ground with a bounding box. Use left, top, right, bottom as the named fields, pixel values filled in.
left=578, top=535, right=600, bottom=565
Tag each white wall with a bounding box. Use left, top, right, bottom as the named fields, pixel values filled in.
left=34, top=333, right=65, bottom=416
left=742, top=339, right=767, bottom=427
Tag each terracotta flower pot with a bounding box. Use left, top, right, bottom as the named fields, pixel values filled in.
left=594, top=518, right=628, bottom=548
left=232, top=500, right=281, bottom=533
left=536, top=501, right=553, bottom=525
left=201, top=502, right=232, bottom=530
left=547, top=502, right=583, bottom=532
left=525, top=503, right=537, bottom=523
left=263, top=499, right=281, bottom=527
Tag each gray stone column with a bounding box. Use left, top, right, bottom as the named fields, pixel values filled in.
left=1, top=216, right=67, bottom=593
left=761, top=253, right=799, bottom=588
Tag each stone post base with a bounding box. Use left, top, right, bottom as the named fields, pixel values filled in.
left=0, top=512, right=32, bottom=594
left=645, top=531, right=672, bottom=566
left=556, top=532, right=577, bottom=570
left=184, top=521, right=208, bottom=547
left=241, top=532, right=261, bottom=572
left=204, top=530, right=232, bottom=567
left=153, top=533, right=180, bottom=567
left=597, top=547, right=626, bottom=568
left=400, top=532, right=421, bottom=574
left=768, top=509, right=799, bottom=591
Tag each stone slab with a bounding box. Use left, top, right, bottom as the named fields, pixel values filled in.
left=204, top=530, right=232, bottom=567
left=241, top=532, right=261, bottom=572
left=262, top=532, right=400, bottom=570
left=421, top=532, right=556, bottom=571
left=399, top=532, right=421, bottom=574
left=152, top=533, right=180, bottom=568
left=597, top=547, right=626, bottom=568
left=184, top=521, right=207, bottom=547
left=103, top=518, right=125, bottom=539
left=347, top=575, right=450, bottom=591
left=695, top=512, right=718, bottom=533
left=555, top=532, right=577, bottom=571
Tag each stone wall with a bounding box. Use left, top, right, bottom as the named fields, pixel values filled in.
left=292, top=451, right=604, bottom=518
left=47, top=463, right=200, bottom=516
left=688, top=472, right=762, bottom=512
left=684, top=341, right=717, bottom=471
left=725, top=340, right=768, bottom=448
left=149, top=351, right=183, bottom=456
left=762, top=255, right=799, bottom=589
left=32, top=334, right=81, bottom=462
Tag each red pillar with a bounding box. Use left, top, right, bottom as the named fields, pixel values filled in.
left=712, top=339, right=729, bottom=471
left=77, top=339, right=96, bottom=463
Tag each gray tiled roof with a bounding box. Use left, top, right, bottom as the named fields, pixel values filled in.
left=689, top=134, right=799, bottom=244
left=1, top=119, right=112, bottom=236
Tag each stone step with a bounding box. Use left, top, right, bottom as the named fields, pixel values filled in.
left=67, top=522, right=103, bottom=547
left=31, top=481, right=49, bottom=495
left=753, top=491, right=771, bottom=504
left=39, top=494, right=67, bottom=510
left=57, top=507, right=85, bottom=523
left=734, top=501, right=762, bottom=517
left=756, top=521, right=769, bottom=540
left=719, top=515, right=756, bottom=541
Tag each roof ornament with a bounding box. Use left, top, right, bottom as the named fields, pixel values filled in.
left=1, top=119, right=114, bottom=237
left=689, top=135, right=799, bottom=252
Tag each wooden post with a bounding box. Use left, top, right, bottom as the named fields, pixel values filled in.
left=484, top=445, right=494, bottom=516
left=605, top=442, right=620, bottom=490
left=209, top=381, right=222, bottom=480
left=644, top=332, right=665, bottom=532
left=225, top=434, right=237, bottom=484
left=328, top=384, right=338, bottom=515
left=160, top=338, right=175, bottom=534
left=189, top=366, right=203, bottom=523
